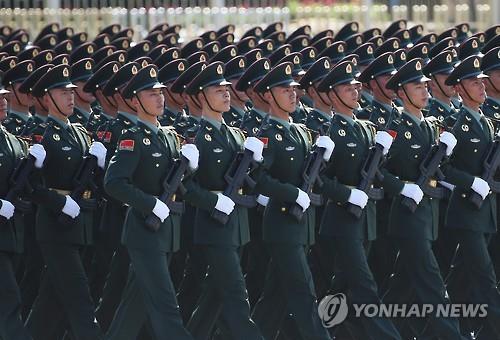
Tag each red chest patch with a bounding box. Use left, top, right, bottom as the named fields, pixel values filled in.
left=118, top=139, right=135, bottom=151
left=259, top=137, right=269, bottom=148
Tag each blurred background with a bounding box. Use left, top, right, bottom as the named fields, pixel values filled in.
left=0, top=0, right=497, bottom=41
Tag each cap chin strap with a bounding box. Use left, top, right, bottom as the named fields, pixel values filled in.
left=201, top=89, right=221, bottom=114
left=459, top=82, right=483, bottom=107
left=36, top=97, right=48, bottom=113
left=47, top=90, right=70, bottom=117
left=134, top=94, right=156, bottom=117
left=230, top=84, right=246, bottom=104
left=269, top=88, right=290, bottom=113
left=432, top=75, right=452, bottom=99
left=118, top=92, right=136, bottom=113
left=487, top=78, right=500, bottom=94
left=400, top=85, right=424, bottom=111
left=165, top=88, right=184, bottom=107
left=313, top=87, right=331, bottom=108
left=374, top=77, right=393, bottom=102
left=328, top=87, right=357, bottom=111
left=11, top=85, right=24, bottom=109
left=75, top=88, right=89, bottom=106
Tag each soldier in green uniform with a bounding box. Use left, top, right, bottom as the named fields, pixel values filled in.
left=0, top=83, right=45, bottom=340
left=181, top=61, right=263, bottom=340
left=84, top=61, right=120, bottom=120
left=357, top=52, right=402, bottom=291
left=424, top=49, right=460, bottom=125
left=380, top=58, right=466, bottom=339
left=2, top=60, right=34, bottom=135
left=442, top=55, right=500, bottom=340
left=481, top=47, right=500, bottom=128
left=237, top=58, right=271, bottom=136
left=316, top=59, right=402, bottom=339
left=104, top=64, right=197, bottom=340
left=223, top=56, right=249, bottom=127
left=25, top=64, right=106, bottom=340
left=158, top=58, right=188, bottom=127
left=353, top=43, right=376, bottom=114
left=251, top=62, right=333, bottom=340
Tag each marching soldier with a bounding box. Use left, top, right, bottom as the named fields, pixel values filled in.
left=0, top=83, right=45, bottom=340
left=104, top=64, right=197, bottom=340
left=223, top=55, right=249, bottom=127
left=182, top=61, right=264, bottom=340
left=2, top=60, right=34, bottom=135
left=380, top=58, right=466, bottom=339
left=25, top=64, right=106, bottom=340
left=481, top=46, right=500, bottom=129
left=442, top=55, right=500, bottom=340
left=251, top=62, right=333, bottom=340
left=316, top=60, right=401, bottom=339
left=158, top=58, right=188, bottom=127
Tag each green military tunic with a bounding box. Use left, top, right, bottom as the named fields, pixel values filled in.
left=482, top=97, right=500, bottom=131
left=3, top=110, right=31, bottom=135
left=174, top=114, right=200, bottom=137
left=240, top=107, right=268, bottom=136
left=305, top=108, right=332, bottom=135
left=289, top=99, right=310, bottom=124
left=426, top=97, right=457, bottom=126
left=21, top=114, right=48, bottom=143
left=362, top=99, right=401, bottom=129
left=223, top=105, right=246, bottom=127
left=71, top=106, right=109, bottom=133
left=0, top=126, right=29, bottom=253
left=159, top=106, right=184, bottom=127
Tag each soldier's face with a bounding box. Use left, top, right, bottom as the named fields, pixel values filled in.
left=401, top=82, right=429, bottom=109
left=46, top=88, right=75, bottom=116
left=460, top=78, right=486, bottom=104
left=371, top=75, right=396, bottom=99
left=485, top=70, right=500, bottom=95
left=333, top=83, right=359, bottom=108
left=430, top=74, right=456, bottom=97
left=229, top=84, right=249, bottom=103
left=135, top=89, right=165, bottom=116
left=267, top=86, right=297, bottom=113
left=7, top=83, right=32, bottom=107
left=203, top=85, right=230, bottom=112
left=0, top=94, right=7, bottom=120
left=75, top=81, right=95, bottom=103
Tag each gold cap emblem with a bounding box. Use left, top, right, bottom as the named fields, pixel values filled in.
left=324, top=60, right=330, bottom=69
left=118, top=53, right=125, bottom=62
left=196, top=40, right=203, bottom=48
left=113, top=64, right=119, bottom=73
left=230, top=48, right=237, bottom=57
left=217, top=64, right=223, bottom=75
left=87, top=45, right=94, bottom=54
left=62, top=67, right=69, bottom=77
left=27, top=63, right=33, bottom=72
left=285, top=64, right=292, bottom=75
left=388, top=55, right=394, bottom=64
left=239, top=58, right=245, bottom=68
left=178, top=62, right=185, bottom=71
left=172, top=50, right=179, bottom=59
left=446, top=53, right=452, bottom=63
left=338, top=44, right=344, bottom=53
left=346, top=63, right=352, bottom=73
left=415, top=60, right=422, bottom=71
left=150, top=67, right=157, bottom=78
left=367, top=46, right=373, bottom=54
left=85, top=60, right=92, bottom=70
left=264, top=60, right=270, bottom=70
left=143, top=43, right=150, bottom=52
left=473, top=58, right=480, bottom=68
left=293, top=55, right=300, bottom=64
left=472, top=39, right=478, bottom=49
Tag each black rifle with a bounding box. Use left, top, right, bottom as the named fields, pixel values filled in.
left=211, top=117, right=269, bottom=225
left=0, top=122, right=53, bottom=224
left=469, top=135, right=500, bottom=209
left=401, top=141, right=448, bottom=213
left=289, top=123, right=331, bottom=222
left=57, top=129, right=102, bottom=228
left=346, top=142, right=386, bottom=219
left=144, top=131, right=192, bottom=232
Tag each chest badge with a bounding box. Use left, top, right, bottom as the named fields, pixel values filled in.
left=152, top=152, right=162, bottom=157
left=143, top=138, right=151, bottom=145
left=494, top=112, right=500, bottom=119
left=53, top=133, right=60, bottom=141
left=462, top=124, right=469, bottom=132
left=213, top=148, right=223, bottom=153
left=347, top=142, right=357, bottom=147
left=62, top=146, right=72, bottom=151
left=410, top=144, right=421, bottom=149
left=285, top=146, right=295, bottom=151
left=338, top=129, right=346, bottom=136
left=205, top=133, right=212, bottom=142
left=405, top=131, right=411, bottom=139
left=275, top=133, right=282, bottom=141
left=470, top=138, right=480, bottom=143
left=377, top=117, right=385, bottom=125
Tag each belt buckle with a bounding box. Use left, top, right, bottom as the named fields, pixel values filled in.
left=82, top=190, right=92, bottom=199
left=428, top=179, right=437, bottom=188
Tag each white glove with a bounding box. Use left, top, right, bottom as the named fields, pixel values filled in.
left=439, top=131, right=457, bottom=156
left=439, top=181, right=455, bottom=191
left=215, top=193, right=235, bottom=215
left=180, top=143, right=199, bottom=170
left=89, top=141, right=107, bottom=169
left=401, top=183, right=424, bottom=205
left=62, top=195, right=80, bottom=219
left=295, top=188, right=311, bottom=212
left=375, top=131, right=393, bottom=155
left=315, top=135, right=335, bottom=161
left=29, top=144, right=46, bottom=168
left=347, top=188, right=369, bottom=209
left=152, top=198, right=170, bottom=223
left=471, top=177, right=490, bottom=200
left=244, top=137, right=264, bottom=162
left=0, top=199, right=15, bottom=220
left=256, top=194, right=269, bottom=207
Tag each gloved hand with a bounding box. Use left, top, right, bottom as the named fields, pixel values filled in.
left=439, top=131, right=457, bottom=156
left=152, top=198, right=170, bottom=223
left=315, top=135, right=335, bottom=161
left=256, top=194, right=269, bottom=207
left=244, top=137, right=264, bottom=162
left=375, top=131, right=394, bottom=155
left=62, top=195, right=80, bottom=219
left=29, top=144, right=46, bottom=168
left=295, top=188, right=311, bottom=212
left=180, top=143, right=199, bottom=170
left=215, top=193, right=235, bottom=215
left=89, top=141, right=107, bottom=169
left=471, top=177, right=490, bottom=200
left=401, top=183, right=424, bottom=205
left=0, top=199, right=15, bottom=220
left=347, top=189, right=369, bottom=209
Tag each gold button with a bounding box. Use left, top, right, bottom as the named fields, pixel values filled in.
left=414, top=155, right=418, bottom=158
left=474, top=149, right=477, bottom=153
left=217, top=159, right=221, bottom=163
left=290, top=157, right=294, bottom=161
left=462, top=194, right=466, bottom=198
left=67, top=157, right=71, bottom=160
left=156, top=164, right=159, bottom=167
left=351, top=153, right=355, bottom=157
left=281, top=207, right=286, bottom=212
